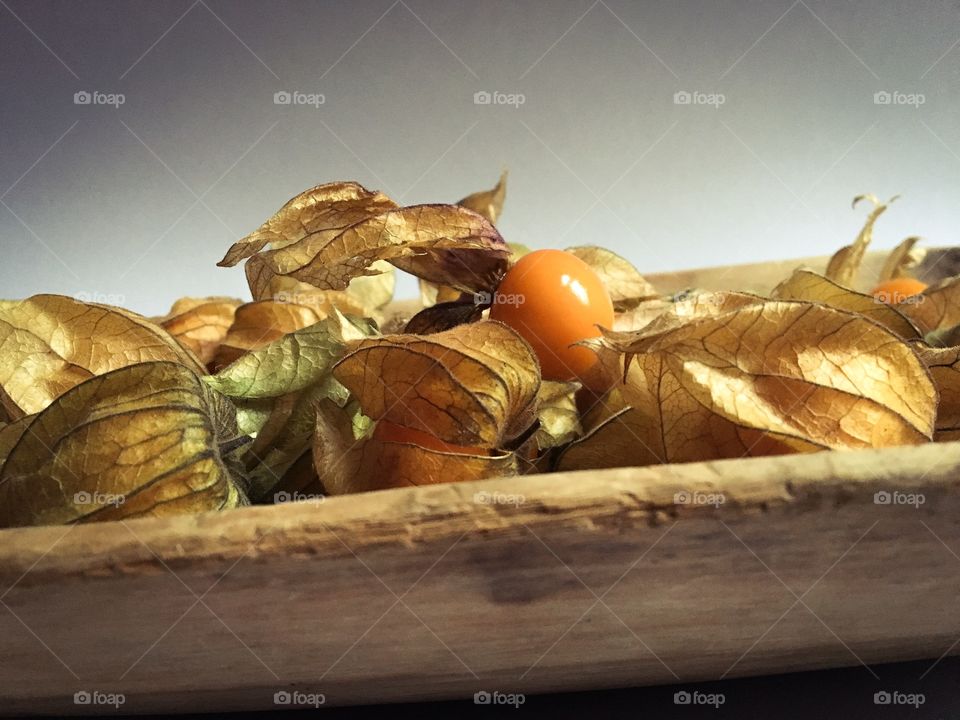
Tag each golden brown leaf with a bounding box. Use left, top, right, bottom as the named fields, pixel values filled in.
left=210, top=300, right=326, bottom=371
left=612, top=298, right=674, bottom=332
left=159, top=297, right=242, bottom=365
left=825, top=194, right=896, bottom=287
left=0, top=362, right=248, bottom=527
left=242, top=203, right=509, bottom=297
left=313, top=399, right=515, bottom=494
left=772, top=269, right=920, bottom=339
left=0, top=414, right=32, bottom=468
left=457, top=170, right=507, bottom=224
left=218, top=181, right=398, bottom=267
left=599, top=290, right=765, bottom=360
left=897, top=275, right=960, bottom=334
left=911, top=343, right=960, bottom=440
left=566, top=246, right=658, bottom=310
left=534, top=380, right=582, bottom=450
left=206, top=313, right=370, bottom=399
left=878, top=236, right=925, bottom=283
left=558, top=302, right=935, bottom=471
left=333, top=320, right=540, bottom=447
left=242, top=376, right=349, bottom=501
left=0, top=294, right=204, bottom=415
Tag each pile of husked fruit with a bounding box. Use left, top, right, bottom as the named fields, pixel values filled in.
left=1, top=176, right=957, bottom=527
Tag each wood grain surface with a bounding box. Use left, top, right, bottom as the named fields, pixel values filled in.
left=2, top=441, right=959, bottom=714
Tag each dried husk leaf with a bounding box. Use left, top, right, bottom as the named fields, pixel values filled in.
left=242, top=376, right=349, bottom=501
left=566, top=246, right=658, bottom=310
left=772, top=269, right=920, bottom=339
left=375, top=205, right=511, bottom=293
left=534, top=380, right=582, bottom=450
left=878, top=236, right=925, bottom=283
left=612, top=298, right=674, bottom=331
left=313, top=399, right=515, bottom=495
left=0, top=414, right=32, bottom=468
left=218, top=181, right=398, bottom=267
left=404, top=300, right=482, bottom=335
left=925, top=323, right=960, bottom=349
left=159, top=297, right=243, bottom=365
left=244, top=203, right=510, bottom=296
left=210, top=300, right=326, bottom=371
left=911, top=343, right=960, bottom=440
left=558, top=302, right=935, bottom=470
left=205, top=312, right=372, bottom=399
left=457, top=170, right=507, bottom=223
left=0, top=362, right=248, bottom=527
left=254, top=262, right=394, bottom=319
left=0, top=294, right=204, bottom=416
left=897, top=275, right=960, bottom=334
left=333, top=320, right=540, bottom=447
left=825, top=194, right=896, bottom=287
left=599, top=290, right=765, bottom=362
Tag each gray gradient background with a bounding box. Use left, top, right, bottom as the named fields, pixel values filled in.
left=2, top=0, right=960, bottom=315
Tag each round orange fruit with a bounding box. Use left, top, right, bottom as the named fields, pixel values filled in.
left=488, top=249, right=614, bottom=382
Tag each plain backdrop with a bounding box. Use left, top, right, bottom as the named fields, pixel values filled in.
left=2, top=0, right=960, bottom=315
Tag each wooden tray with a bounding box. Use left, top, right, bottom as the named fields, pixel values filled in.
left=3, top=249, right=960, bottom=715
